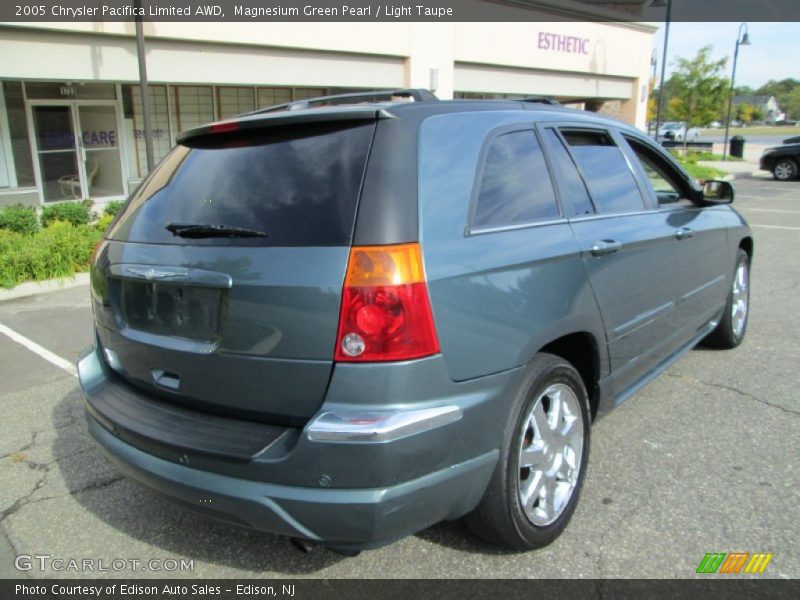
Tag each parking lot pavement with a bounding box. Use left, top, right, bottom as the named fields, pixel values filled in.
left=0, top=178, right=798, bottom=579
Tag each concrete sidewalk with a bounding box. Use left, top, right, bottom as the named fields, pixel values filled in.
left=698, top=142, right=768, bottom=180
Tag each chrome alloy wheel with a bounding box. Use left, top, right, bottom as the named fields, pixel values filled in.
left=731, top=260, right=749, bottom=338
left=517, top=383, right=584, bottom=526
left=774, top=161, right=795, bottom=180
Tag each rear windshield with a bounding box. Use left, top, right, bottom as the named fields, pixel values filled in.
left=108, top=122, right=375, bottom=246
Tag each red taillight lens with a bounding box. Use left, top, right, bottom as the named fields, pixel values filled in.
left=335, top=244, right=439, bottom=362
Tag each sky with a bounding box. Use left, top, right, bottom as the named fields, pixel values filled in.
left=650, top=22, right=800, bottom=89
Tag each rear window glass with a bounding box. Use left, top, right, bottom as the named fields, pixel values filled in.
left=108, top=122, right=375, bottom=246
left=560, top=129, right=644, bottom=214
left=471, top=129, right=559, bottom=230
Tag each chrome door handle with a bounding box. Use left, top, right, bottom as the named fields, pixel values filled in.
left=675, top=227, right=695, bottom=240
left=590, top=240, right=623, bottom=257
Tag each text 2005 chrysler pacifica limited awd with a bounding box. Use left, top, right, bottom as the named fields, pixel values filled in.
left=78, top=90, right=752, bottom=553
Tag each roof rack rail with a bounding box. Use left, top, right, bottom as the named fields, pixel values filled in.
left=248, top=88, right=439, bottom=115
left=519, top=96, right=560, bottom=106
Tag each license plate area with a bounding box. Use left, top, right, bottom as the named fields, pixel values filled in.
left=120, top=280, right=223, bottom=342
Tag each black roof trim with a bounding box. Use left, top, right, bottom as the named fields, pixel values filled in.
left=519, top=96, right=561, bottom=106
left=248, top=88, right=439, bottom=115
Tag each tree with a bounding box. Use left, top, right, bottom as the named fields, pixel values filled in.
left=736, top=102, right=755, bottom=124
left=756, top=78, right=800, bottom=121
left=782, top=87, right=800, bottom=120
left=667, top=46, right=729, bottom=132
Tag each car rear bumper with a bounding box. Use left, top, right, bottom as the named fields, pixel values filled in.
left=87, top=412, right=496, bottom=550
left=79, top=342, right=512, bottom=549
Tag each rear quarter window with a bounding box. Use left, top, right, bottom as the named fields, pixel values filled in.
left=108, top=122, right=375, bottom=246
left=470, top=129, right=559, bottom=230
left=560, top=129, right=644, bottom=214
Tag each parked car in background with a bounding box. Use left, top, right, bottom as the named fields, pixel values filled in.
left=760, top=141, right=800, bottom=180
left=78, top=90, right=753, bottom=554
left=658, top=122, right=700, bottom=142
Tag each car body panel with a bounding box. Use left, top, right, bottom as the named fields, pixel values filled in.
left=79, top=97, right=753, bottom=550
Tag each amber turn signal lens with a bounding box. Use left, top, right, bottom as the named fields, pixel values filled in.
left=344, top=243, right=425, bottom=287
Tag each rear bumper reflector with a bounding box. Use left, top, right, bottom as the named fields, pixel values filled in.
left=305, top=405, right=462, bottom=443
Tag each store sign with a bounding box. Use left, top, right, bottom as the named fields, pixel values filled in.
left=537, top=32, right=590, bottom=55
left=83, top=130, right=117, bottom=146
left=59, top=86, right=77, bottom=97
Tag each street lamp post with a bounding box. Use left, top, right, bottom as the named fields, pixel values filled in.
left=651, top=0, right=672, bottom=143
left=722, top=23, right=752, bottom=161
left=649, top=48, right=657, bottom=136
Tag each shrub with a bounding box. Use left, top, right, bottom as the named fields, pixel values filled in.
left=0, top=221, right=101, bottom=289
left=95, top=213, right=114, bottom=232
left=41, top=200, right=93, bottom=228
left=103, top=200, right=125, bottom=217
left=0, top=204, right=38, bottom=235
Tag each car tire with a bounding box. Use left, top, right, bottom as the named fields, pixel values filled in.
left=772, top=158, right=798, bottom=181
left=465, top=353, right=590, bottom=550
left=704, top=249, right=750, bottom=349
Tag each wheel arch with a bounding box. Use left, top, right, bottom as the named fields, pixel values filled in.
left=739, top=236, right=754, bottom=262
left=538, top=332, right=601, bottom=421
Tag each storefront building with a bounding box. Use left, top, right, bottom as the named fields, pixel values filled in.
left=0, top=14, right=656, bottom=208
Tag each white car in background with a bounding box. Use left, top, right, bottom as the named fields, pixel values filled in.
left=658, top=122, right=701, bottom=142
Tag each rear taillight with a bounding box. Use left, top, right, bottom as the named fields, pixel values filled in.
left=335, top=243, right=439, bottom=362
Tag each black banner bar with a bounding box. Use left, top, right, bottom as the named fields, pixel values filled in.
left=2, top=0, right=800, bottom=22
left=3, top=579, right=799, bottom=600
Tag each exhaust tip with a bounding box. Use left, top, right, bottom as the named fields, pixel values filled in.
left=290, top=538, right=316, bottom=554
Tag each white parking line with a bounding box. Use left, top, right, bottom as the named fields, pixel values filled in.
left=741, top=208, right=800, bottom=214
left=750, top=224, right=800, bottom=231
left=0, top=321, right=77, bottom=377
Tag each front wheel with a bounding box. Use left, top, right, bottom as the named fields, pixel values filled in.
left=704, top=249, right=750, bottom=349
left=465, top=353, right=590, bottom=550
left=773, top=158, right=798, bottom=181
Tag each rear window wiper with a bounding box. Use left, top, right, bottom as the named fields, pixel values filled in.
left=165, top=222, right=267, bottom=238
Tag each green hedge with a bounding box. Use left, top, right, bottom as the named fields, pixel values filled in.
left=103, top=200, right=125, bottom=217
left=41, top=200, right=93, bottom=228
left=0, top=204, right=39, bottom=235
left=0, top=221, right=102, bottom=289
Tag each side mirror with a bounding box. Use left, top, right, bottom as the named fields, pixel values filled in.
left=702, top=180, right=734, bottom=204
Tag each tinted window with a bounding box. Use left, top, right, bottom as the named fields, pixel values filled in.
left=561, top=130, right=644, bottom=214
left=472, top=130, right=559, bottom=230
left=624, top=137, right=693, bottom=207
left=109, top=122, right=375, bottom=246
left=543, top=128, right=594, bottom=216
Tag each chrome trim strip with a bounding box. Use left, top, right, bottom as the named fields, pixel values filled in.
left=306, top=405, right=463, bottom=443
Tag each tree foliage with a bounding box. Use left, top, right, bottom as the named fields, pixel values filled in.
left=756, top=78, right=800, bottom=119
left=665, top=46, right=729, bottom=127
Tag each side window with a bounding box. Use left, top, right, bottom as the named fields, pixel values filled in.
left=560, top=129, right=645, bottom=214
left=471, top=129, right=559, bottom=230
left=624, top=137, right=694, bottom=207
left=542, top=128, right=594, bottom=216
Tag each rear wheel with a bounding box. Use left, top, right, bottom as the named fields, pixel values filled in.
left=704, top=249, right=750, bottom=349
left=773, top=158, right=798, bottom=181
left=465, top=353, right=590, bottom=550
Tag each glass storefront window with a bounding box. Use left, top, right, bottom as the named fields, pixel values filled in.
left=217, top=87, right=255, bottom=119
left=257, top=87, right=292, bottom=109
left=171, top=86, right=214, bottom=137
left=2, top=81, right=35, bottom=187
left=123, top=84, right=171, bottom=179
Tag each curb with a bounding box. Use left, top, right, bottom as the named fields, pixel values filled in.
left=0, top=273, right=90, bottom=303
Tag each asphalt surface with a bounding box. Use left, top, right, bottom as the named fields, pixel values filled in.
left=0, top=175, right=798, bottom=579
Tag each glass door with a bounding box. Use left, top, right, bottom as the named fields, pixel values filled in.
left=76, top=105, right=125, bottom=199
left=31, top=105, right=82, bottom=202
